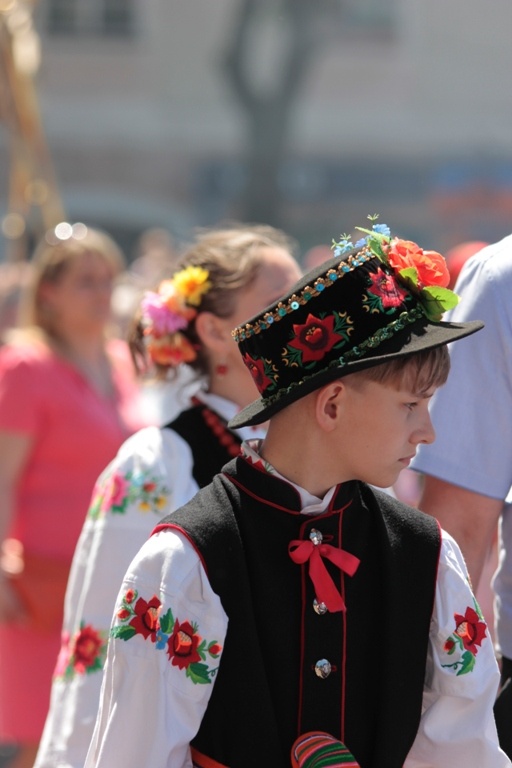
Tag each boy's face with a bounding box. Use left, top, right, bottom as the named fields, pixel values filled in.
left=336, top=377, right=436, bottom=488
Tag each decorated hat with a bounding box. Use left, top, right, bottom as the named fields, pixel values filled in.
left=291, top=731, right=360, bottom=767
left=228, top=219, right=483, bottom=428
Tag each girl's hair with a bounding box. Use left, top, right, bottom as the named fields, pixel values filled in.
left=345, top=345, right=451, bottom=392
left=129, top=223, right=297, bottom=380
left=18, top=224, right=125, bottom=339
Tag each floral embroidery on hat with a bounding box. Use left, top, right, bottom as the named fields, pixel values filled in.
left=366, top=268, right=410, bottom=312
left=242, top=353, right=276, bottom=392
left=88, top=469, right=169, bottom=519
left=282, top=311, right=353, bottom=369
left=287, top=312, right=348, bottom=363
left=112, top=589, right=222, bottom=685
left=441, top=601, right=487, bottom=675
left=54, top=623, right=108, bottom=680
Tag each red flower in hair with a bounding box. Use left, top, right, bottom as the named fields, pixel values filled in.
left=288, top=313, right=344, bottom=363
left=367, top=268, right=408, bottom=309
left=242, top=353, right=272, bottom=392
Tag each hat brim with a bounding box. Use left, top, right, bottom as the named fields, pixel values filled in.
left=229, top=318, right=483, bottom=428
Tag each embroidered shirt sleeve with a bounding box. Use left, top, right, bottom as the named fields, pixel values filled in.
left=405, top=532, right=511, bottom=767
left=84, top=530, right=228, bottom=768
left=35, top=427, right=199, bottom=768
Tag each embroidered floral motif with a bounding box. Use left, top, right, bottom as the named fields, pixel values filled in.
left=242, top=353, right=275, bottom=391
left=286, top=313, right=344, bottom=364
left=282, top=311, right=353, bottom=369
left=88, top=469, right=169, bottom=519
left=54, top=622, right=108, bottom=679
left=441, top=601, right=487, bottom=676
left=112, top=589, right=222, bottom=685
left=366, top=268, right=410, bottom=312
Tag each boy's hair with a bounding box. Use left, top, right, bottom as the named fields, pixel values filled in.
left=345, top=345, right=450, bottom=392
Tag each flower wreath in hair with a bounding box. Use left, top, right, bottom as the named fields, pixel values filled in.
left=332, top=215, right=459, bottom=321
left=140, top=266, right=212, bottom=367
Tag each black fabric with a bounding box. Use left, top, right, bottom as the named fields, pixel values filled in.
left=495, top=655, right=512, bottom=759
left=157, top=458, right=441, bottom=768
left=164, top=403, right=241, bottom=488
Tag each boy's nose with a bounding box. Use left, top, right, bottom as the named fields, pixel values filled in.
left=418, top=413, right=436, bottom=445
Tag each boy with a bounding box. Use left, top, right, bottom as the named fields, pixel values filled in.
left=85, top=223, right=509, bottom=768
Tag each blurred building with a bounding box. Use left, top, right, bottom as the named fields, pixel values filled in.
left=1, top=0, right=511, bottom=259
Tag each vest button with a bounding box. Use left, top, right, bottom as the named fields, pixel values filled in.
left=313, top=599, right=327, bottom=615
left=314, top=659, right=332, bottom=679
left=309, top=528, right=323, bottom=546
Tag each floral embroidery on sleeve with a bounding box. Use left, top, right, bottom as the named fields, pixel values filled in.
left=54, top=623, right=108, bottom=680
left=111, top=589, right=222, bottom=685
left=441, top=600, right=488, bottom=676
left=88, top=469, right=169, bottom=519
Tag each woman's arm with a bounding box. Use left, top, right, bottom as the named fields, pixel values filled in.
left=0, top=429, right=34, bottom=623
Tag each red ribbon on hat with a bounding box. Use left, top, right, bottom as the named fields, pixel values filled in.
left=288, top=534, right=360, bottom=613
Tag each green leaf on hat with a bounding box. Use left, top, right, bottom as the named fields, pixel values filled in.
left=398, top=267, right=419, bottom=287
left=420, top=286, right=460, bottom=321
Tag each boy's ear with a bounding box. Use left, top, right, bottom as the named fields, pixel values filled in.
left=315, top=379, right=345, bottom=431
left=194, top=311, right=231, bottom=353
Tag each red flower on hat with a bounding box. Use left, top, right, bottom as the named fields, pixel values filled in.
left=129, top=595, right=162, bottom=642
left=167, top=619, right=202, bottom=669
left=385, top=238, right=450, bottom=289
left=242, top=353, right=273, bottom=392
left=453, top=606, right=487, bottom=655
left=367, top=268, right=408, bottom=309
left=288, top=313, right=345, bottom=363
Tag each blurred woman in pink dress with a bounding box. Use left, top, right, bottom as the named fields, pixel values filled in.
left=0, top=223, right=144, bottom=768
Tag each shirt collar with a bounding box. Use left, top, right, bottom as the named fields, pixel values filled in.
left=241, top=439, right=337, bottom=514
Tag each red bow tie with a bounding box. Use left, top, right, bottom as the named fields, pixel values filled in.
left=288, top=529, right=360, bottom=613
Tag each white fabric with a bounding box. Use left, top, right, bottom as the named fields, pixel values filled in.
left=35, top=392, right=263, bottom=768
left=412, top=236, right=512, bottom=500
left=84, top=467, right=509, bottom=767
left=411, top=235, right=512, bottom=657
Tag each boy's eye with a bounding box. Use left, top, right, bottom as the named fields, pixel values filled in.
left=405, top=402, right=418, bottom=411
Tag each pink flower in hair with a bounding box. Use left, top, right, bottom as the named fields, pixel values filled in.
left=141, top=292, right=189, bottom=336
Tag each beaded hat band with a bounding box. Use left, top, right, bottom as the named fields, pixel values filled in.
left=229, top=228, right=482, bottom=429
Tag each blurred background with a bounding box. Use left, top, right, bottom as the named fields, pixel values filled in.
left=1, top=0, right=512, bottom=264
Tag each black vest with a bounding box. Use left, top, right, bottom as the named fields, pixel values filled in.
left=164, top=402, right=241, bottom=488
left=155, top=457, right=441, bottom=768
